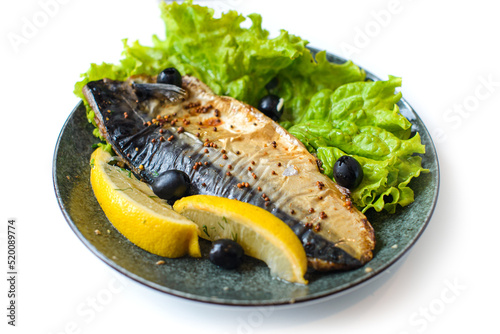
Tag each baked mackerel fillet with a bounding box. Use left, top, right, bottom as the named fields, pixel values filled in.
left=83, top=75, right=375, bottom=271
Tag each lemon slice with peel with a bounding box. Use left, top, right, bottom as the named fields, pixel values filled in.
left=90, top=147, right=201, bottom=258
left=173, top=195, right=308, bottom=284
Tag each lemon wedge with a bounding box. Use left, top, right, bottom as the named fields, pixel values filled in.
left=90, top=147, right=201, bottom=258
left=173, top=195, right=308, bottom=284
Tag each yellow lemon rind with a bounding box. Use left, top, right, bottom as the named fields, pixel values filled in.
left=174, top=195, right=308, bottom=284
left=90, top=148, right=201, bottom=258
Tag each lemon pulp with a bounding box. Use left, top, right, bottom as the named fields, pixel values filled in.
left=174, top=195, right=307, bottom=284
left=90, top=148, right=201, bottom=258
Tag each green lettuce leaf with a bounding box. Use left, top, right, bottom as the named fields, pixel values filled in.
left=288, top=78, right=428, bottom=213
left=74, top=1, right=308, bottom=115
left=74, top=0, right=427, bottom=213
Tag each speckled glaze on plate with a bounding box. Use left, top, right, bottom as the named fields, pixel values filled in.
left=53, top=49, right=439, bottom=306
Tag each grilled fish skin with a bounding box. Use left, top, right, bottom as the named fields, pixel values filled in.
left=83, top=75, right=375, bottom=271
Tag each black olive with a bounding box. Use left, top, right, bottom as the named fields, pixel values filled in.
left=209, top=239, right=244, bottom=269
left=257, top=94, right=284, bottom=121
left=151, top=170, right=190, bottom=200
left=265, top=77, right=279, bottom=91
left=157, top=67, right=182, bottom=88
left=333, top=156, right=364, bottom=190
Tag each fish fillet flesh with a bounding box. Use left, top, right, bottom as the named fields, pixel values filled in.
left=83, top=75, right=376, bottom=271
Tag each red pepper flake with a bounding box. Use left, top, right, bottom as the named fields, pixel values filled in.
left=344, top=199, right=353, bottom=210
left=308, top=208, right=315, bottom=213
left=185, top=102, right=201, bottom=109
left=319, top=212, right=328, bottom=219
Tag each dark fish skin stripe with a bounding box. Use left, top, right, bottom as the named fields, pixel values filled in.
left=85, top=79, right=362, bottom=269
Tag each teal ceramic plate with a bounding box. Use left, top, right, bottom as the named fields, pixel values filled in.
left=53, top=49, right=439, bottom=306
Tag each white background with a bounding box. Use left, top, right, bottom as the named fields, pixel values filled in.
left=1, top=0, right=499, bottom=333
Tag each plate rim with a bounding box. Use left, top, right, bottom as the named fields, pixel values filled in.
left=53, top=49, right=440, bottom=306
